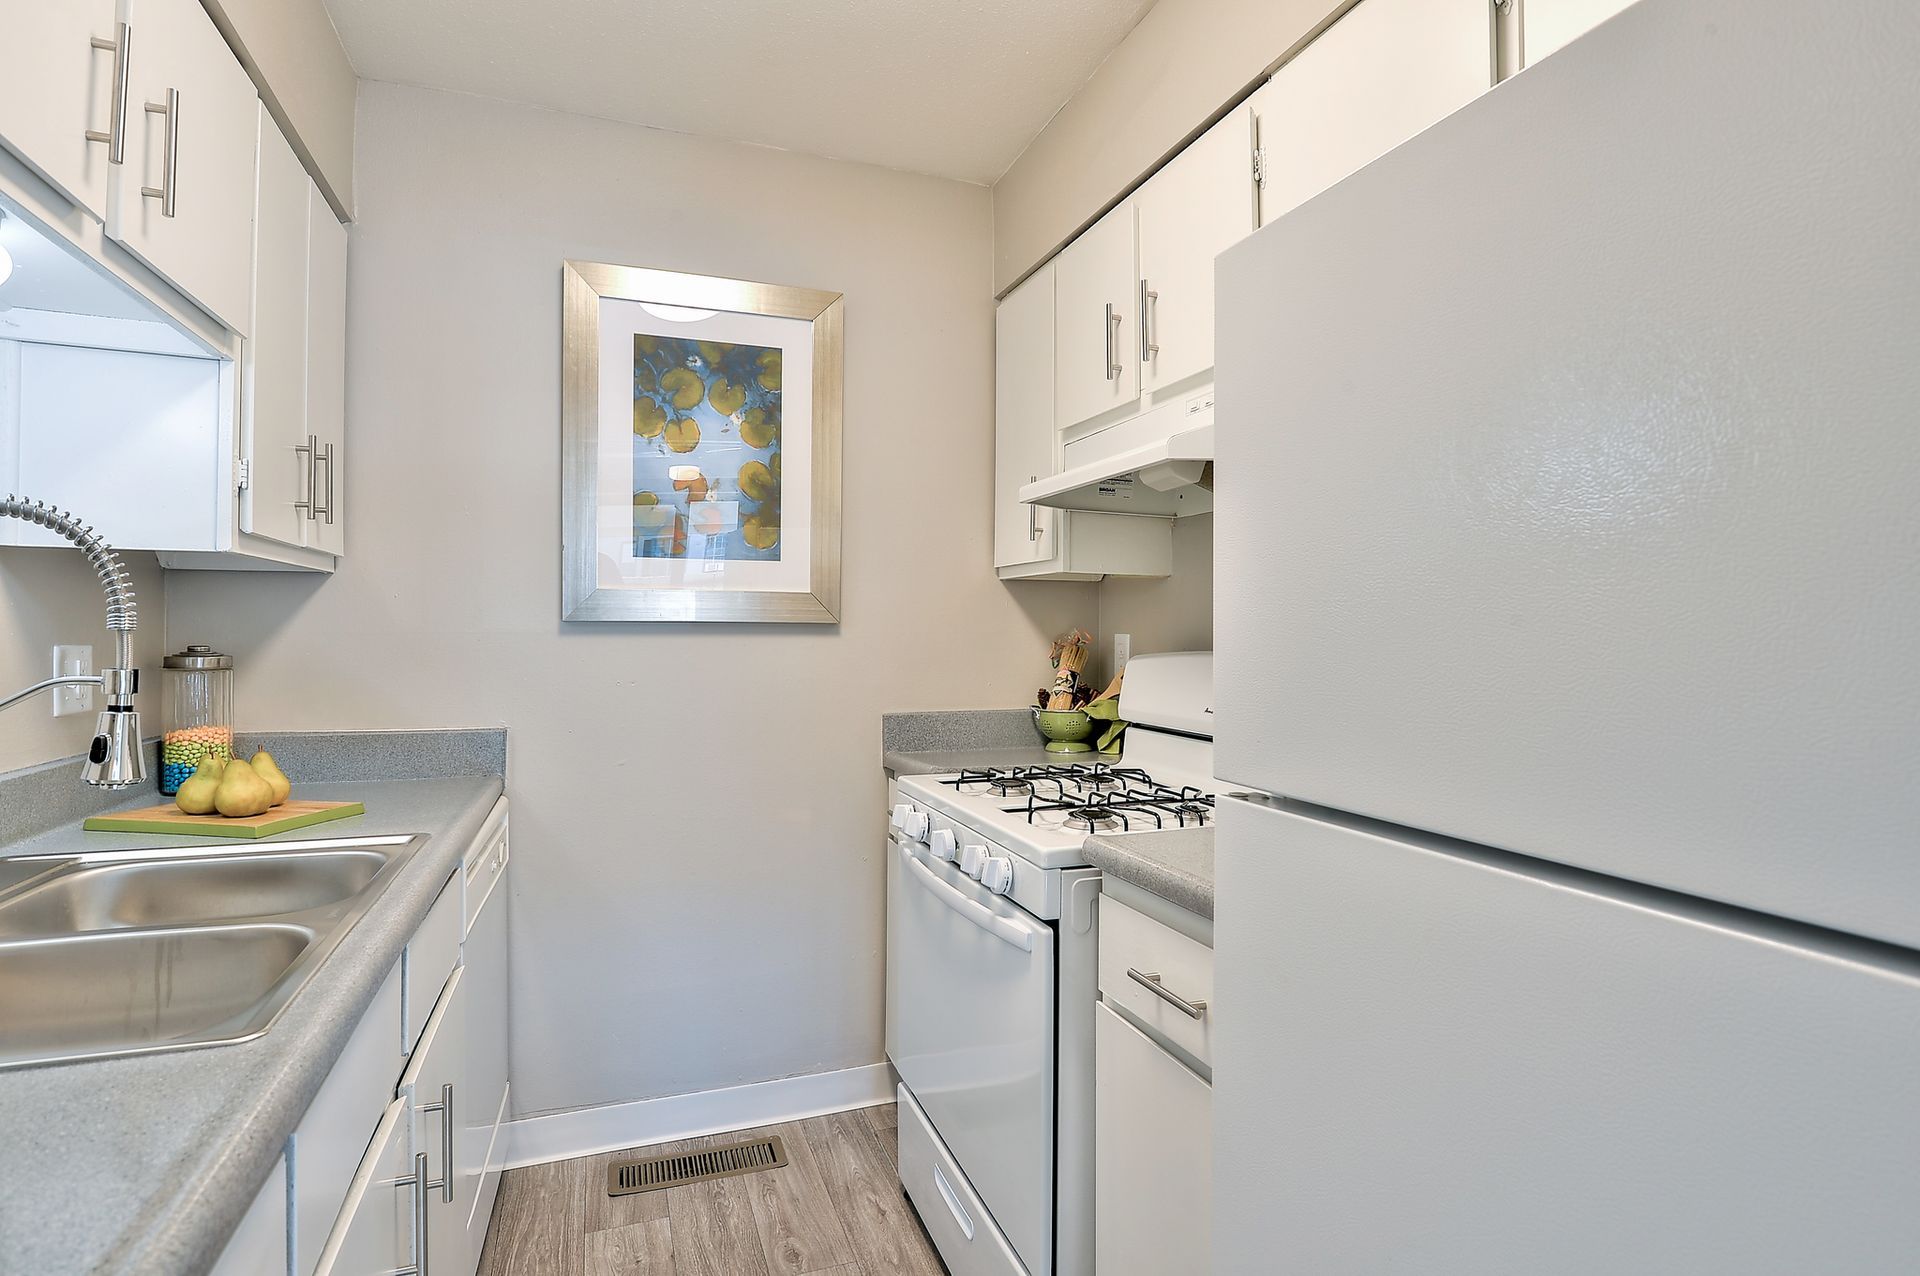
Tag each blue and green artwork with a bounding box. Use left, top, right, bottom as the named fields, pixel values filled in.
left=632, top=334, right=782, bottom=560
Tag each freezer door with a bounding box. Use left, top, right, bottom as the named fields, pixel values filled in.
left=1212, top=796, right=1920, bottom=1276
left=887, top=837, right=1056, bottom=1276
left=1214, top=0, right=1920, bottom=947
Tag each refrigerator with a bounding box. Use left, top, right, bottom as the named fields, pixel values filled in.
left=1211, top=0, right=1920, bottom=1272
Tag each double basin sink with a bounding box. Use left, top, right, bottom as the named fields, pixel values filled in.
left=0, top=834, right=426, bottom=1070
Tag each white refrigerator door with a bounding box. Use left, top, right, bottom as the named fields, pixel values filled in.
left=887, top=837, right=1055, bottom=1275
left=1213, top=796, right=1920, bottom=1276
left=1215, top=0, right=1920, bottom=947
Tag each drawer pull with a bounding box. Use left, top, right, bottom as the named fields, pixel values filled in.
left=933, top=1164, right=975, bottom=1240
left=1127, top=968, right=1207, bottom=1019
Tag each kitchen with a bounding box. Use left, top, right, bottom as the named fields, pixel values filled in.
left=0, top=0, right=1915, bottom=1273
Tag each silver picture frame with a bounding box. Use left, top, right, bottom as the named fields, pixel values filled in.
left=561, top=260, right=843, bottom=623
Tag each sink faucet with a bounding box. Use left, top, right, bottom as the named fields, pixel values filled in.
left=0, top=497, right=145, bottom=788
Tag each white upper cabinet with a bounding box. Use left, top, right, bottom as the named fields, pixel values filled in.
left=1521, top=0, right=1640, bottom=65
left=1253, top=0, right=1494, bottom=226
left=108, top=0, right=260, bottom=334
left=244, top=104, right=312, bottom=552
left=1053, top=202, right=1139, bottom=431
left=995, top=264, right=1060, bottom=571
left=1134, top=106, right=1257, bottom=397
left=0, top=0, right=122, bottom=222
left=306, top=184, right=349, bottom=557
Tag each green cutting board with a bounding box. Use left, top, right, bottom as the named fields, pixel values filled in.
left=84, top=799, right=366, bottom=839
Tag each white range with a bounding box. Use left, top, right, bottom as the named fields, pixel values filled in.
left=884, top=652, right=1214, bottom=1276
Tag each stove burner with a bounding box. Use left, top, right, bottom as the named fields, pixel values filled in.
left=1064, top=806, right=1123, bottom=833
left=987, top=775, right=1034, bottom=797
left=1078, top=769, right=1124, bottom=791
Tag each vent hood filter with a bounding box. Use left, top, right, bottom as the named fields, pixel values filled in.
left=1021, top=403, right=1214, bottom=518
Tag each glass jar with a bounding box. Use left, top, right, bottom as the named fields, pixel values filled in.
left=160, top=645, right=235, bottom=795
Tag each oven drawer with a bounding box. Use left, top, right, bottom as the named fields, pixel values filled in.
left=898, top=1084, right=1033, bottom=1276
left=1099, top=895, right=1215, bottom=1068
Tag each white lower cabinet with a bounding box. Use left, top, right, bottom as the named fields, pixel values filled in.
left=256, top=801, right=510, bottom=1276
left=1094, top=1003, right=1212, bottom=1276
left=403, top=965, right=473, bottom=1276
left=313, top=1100, right=417, bottom=1276
left=209, top=1153, right=289, bottom=1276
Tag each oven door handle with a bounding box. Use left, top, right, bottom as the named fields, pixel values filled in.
left=903, top=846, right=1038, bottom=953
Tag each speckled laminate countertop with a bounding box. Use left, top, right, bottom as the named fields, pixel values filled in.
left=883, top=746, right=1070, bottom=776
left=1081, top=828, right=1214, bottom=919
left=0, top=774, right=504, bottom=1276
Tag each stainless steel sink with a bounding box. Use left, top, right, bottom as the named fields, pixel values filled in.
left=0, top=834, right=426, bottom=1070
left=0, top=848, right=390, bottom=936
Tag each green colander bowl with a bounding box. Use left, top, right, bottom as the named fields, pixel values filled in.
left=1033, top=707, right=1095, bottom=754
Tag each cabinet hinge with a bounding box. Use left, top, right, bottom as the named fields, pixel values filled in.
left=1251, top=147, right=1269, bottom=188
left=236, top=457, right=251, bottom=492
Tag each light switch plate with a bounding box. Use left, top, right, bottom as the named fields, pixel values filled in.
left=52, top=645, right=92, bottom=716
left=1114, top=633, right=1131, bottom=672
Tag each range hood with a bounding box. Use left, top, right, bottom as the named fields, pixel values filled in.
left=1020, top=397, right=1213, bottom=517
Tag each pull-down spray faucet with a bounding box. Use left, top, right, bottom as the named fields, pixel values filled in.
left=0, top=497, right=146, bottom=788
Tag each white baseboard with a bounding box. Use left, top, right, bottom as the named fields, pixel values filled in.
left=500, top=1062, right=897, bottom=1170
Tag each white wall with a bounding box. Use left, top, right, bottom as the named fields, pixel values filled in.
left=0, top=548, right=165, bottom=774
left=165, top=81, right=1095, bottom=1118
left=1098, top=513, right=1213, bottom=658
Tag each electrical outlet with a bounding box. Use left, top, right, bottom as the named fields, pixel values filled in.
left=52, top=645, right=93, bottom=717
left=1114, top=633, right=1131, bottom=672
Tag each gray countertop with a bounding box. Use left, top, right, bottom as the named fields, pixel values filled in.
left=1082, top=828, right=1215, bottom=920
left=883, top=746, right=1071, bottom=776
left=0, top=774, right=505, bottom=1276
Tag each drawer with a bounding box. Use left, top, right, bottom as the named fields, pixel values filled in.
left=463, top=797, right=509, bottom=935
left=1099, top=895, right=1215, bottom=1068
left=897, top=1084, right=1031, bottom=1276
left=405, top=875, right=462, bottom=1054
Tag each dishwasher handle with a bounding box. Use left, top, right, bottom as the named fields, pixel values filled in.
left=902, top=845, right=1038, bottom=953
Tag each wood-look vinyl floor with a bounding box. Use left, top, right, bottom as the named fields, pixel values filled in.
left=477, top=1103, right=947, bottom=1276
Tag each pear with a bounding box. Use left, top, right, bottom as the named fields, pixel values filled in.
left=249, top=749, right=292, bottom=807
left=214, top=755, right=276, bottom=818
left=174, top=757, right=225, bottom=816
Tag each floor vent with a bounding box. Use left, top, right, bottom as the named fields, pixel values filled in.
left=606, top=1136, right=789, bottom=1196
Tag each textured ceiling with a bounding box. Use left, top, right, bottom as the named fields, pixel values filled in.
left=322, top=0, right=1158, bottom=184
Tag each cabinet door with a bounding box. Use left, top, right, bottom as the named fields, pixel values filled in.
left=993, top=264, right=1059, bottom=570
left=0, top=0, right=122, bottom=221
left=313, top=1099, right=418, bottom=1276
left=1094, top=1003, right=1211, bottom=1276
left=1521, top=0, right=1639, bottom=65
left=461, top=863, right=509, bottom=1257
left=402, top=965, right=474, bottom=1276
left=306, top=183, right=347, bottom=556
left=1052, top=202, right=1138, bottom=430
left=242, top=104, right=312, bottom=551
left=1135, top=107, right=1256, bottom=395
left=109, top=0, right=259, bottom=334
left=1254, top=0, right=1493, bottom=225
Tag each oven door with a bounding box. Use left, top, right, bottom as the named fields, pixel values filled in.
left=887, top=835, right=1055, bottom=1275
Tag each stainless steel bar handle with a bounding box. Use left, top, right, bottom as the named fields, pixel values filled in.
left=393, top=1151, right=430, bottom=1276
left=141, top=87, right=179, bottom=217
left=316, top=443, right=337, bottom=525
left=1139, top=278, right=1160, bottom=362
left=1127, top=968, right=1207, bottom=1019
left=1104, top=303, right=1122, bottom=381
left=85, top=23, right=131, bottom=163
left=293, top=437, right=315, bottom=517
left=1028, top=475, right=1040, bottom=541
left=418, top=1082, right=454, bottom=1202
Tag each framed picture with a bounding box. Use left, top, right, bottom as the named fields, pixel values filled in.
left=561, top=261, right=843, bottom=623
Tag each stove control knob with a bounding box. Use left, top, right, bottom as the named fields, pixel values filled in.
left=959, top=843, right=987, bottom=878
left=889, top=803, right=909, bottom=831
left=980, top=857, right=1014, bottom=896
left=928, top=828, right=958, bottom=860
left=898, top=806, right=930, bottom=841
